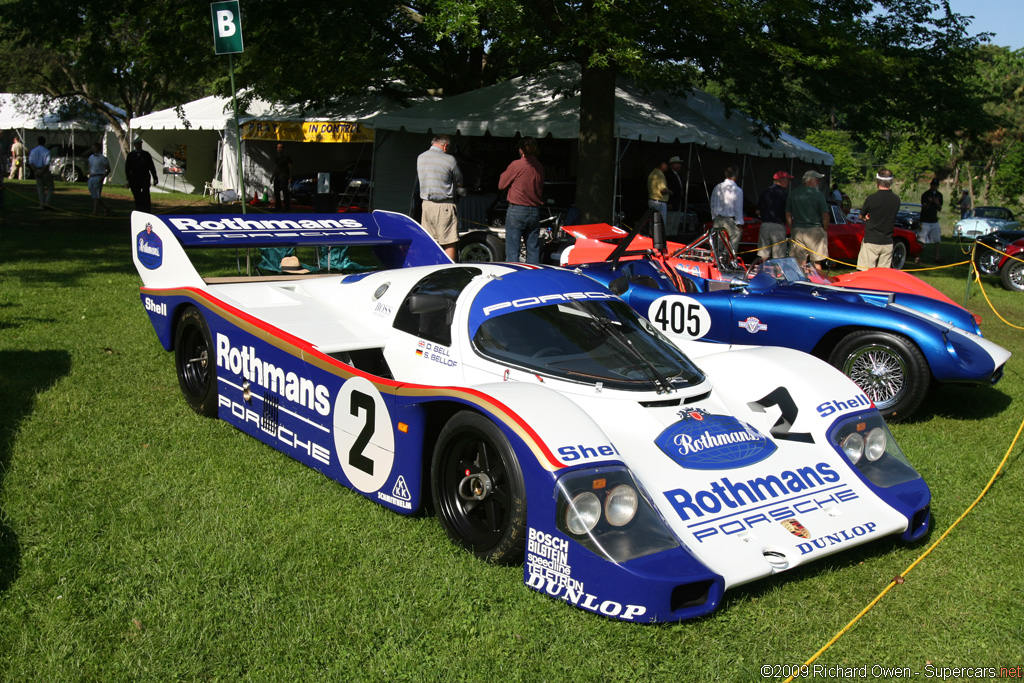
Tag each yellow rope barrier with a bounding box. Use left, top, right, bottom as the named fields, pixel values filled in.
left=783, top=414, right=1024, bottom=683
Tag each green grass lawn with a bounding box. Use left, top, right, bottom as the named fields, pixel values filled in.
left=1, top=180, right=1022, bottom=681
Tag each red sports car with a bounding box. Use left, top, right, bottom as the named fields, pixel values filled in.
left=735, top=204, right=923, bottom=270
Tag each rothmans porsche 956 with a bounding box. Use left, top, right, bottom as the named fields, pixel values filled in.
left=132, top=210, right=931, bottom=622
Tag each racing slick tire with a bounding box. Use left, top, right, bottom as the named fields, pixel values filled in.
left=174, top=306, right=218, bottom=417
left=891, top=240, right=909, bottom=270
left=431, top=410, right=527, bottom=564
left=828, top=330, right=930, bottom=422
left=999, top=258, right=1024, bottom=292
left=458, top=233, right=504, bottom=263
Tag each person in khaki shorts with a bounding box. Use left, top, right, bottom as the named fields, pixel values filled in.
left=786, top=170, right=830, bottom=275
left=416, top=134, right=463, bottom=260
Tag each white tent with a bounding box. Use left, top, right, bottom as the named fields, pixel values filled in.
left=2, top=93, right=123, bottom=182
left=369, top=63, right=832, bottom=216
left=129, top=95, right=276, bottom=195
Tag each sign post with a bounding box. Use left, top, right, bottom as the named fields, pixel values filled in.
left=210, top=1, right=247, bottom=213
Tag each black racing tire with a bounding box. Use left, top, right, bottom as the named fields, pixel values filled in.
left=458, top=232, right=504, bottom=263
left=828, top=330, right=930, bottom=422
left=891, top=240, right=909, bottom=270
left=430, top=411, right=526, bottom=564
left=61, top=165, right=83, bottom=183
left=976, top=248, right=1001, bottom=276
left=174, top=306, right=218, bottom=416
left=1000, top=258, right=1024, bottom=292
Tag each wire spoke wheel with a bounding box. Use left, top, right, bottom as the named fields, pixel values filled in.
left=843, top=345, right=907, bottom=409
left=829, top=330, right=930, bottom=421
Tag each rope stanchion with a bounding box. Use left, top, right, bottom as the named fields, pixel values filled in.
left=783, top=414, right=1024, bottom=683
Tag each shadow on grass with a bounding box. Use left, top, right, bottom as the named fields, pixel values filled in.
left=0, top=349, right=72, bottom=594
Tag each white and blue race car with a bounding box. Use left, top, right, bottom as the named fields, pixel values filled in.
left=132, top=210, right=931, bottom=622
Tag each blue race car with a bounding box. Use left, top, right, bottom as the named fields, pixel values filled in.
left=132, top=210, right=931, bottom=622
left=571, top=223, right=1010, bottom=422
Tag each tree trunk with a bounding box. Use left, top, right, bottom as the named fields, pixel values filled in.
left=576, top=62, right=617, bottom=223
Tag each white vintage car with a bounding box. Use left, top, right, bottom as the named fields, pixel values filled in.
left=131, top=210, right=932, bottom=623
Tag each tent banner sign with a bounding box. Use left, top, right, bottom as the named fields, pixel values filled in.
left=242, top=120, right=375, bottom=144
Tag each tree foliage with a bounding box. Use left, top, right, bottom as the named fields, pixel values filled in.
left=0, top=0, right=219, bottom=153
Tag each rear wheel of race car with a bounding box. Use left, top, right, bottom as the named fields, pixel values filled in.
left=999, top=258, right=1024, bottom=292
left=174, top=306, right=218, bottom=417
left=891, top=240, right=908, bottom=270
left=828, top=331, right=930, bottom=422
left=458, top=233, right=504, bottom=263
left=431, top=411, right=526, bottom=564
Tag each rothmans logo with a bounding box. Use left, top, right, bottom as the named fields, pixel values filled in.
left=655, top=409, right=776, bottom=470
left=136, top=224, right=163, bottom=270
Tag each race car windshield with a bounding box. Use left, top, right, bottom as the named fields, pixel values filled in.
left=472, top=299, right=705, bottom=392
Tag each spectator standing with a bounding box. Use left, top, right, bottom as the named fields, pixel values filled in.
left=918, top=178, right=943, bottom=263
left=710, top=166, right=744, bottom=253
left=959, top=190, right=972, bottom=218
left=8, top=136, right=26, bottom=180
left=272, top=143, right=292, bottom=211
left=857, top=169, right=901, bottom=270
left=757, top=171, right=792, bottom=261
left=647, top=161, right=670, bottom=225
left=417, top=134, right=463, bottom=261
left=498, top=136, right=544, bottom=264
left=665, top=156, right=685, bottom=235
left=786, top=170, right=830, bottom=274
left=125, top=139, right=159, bottom=212
left=27, top=136, right=54, bottom=209
left=87, top=143, right=111, bottom=216
left=829, top=182, right=843, bottom=205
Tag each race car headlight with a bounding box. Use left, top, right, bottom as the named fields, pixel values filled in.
left=830, top=415, right=921, bottom=488
left=556, top=466, right=678, bottom=563
left=865, top=428, right=887, bottom=462
left=841, top=432, right=864, bottom=464
left=605, top=485, right=639, bottom=527
left=565, top=492, right=602, bottom=535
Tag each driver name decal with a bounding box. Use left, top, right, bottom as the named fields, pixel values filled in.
left=655, top=408, right=776, bottom=470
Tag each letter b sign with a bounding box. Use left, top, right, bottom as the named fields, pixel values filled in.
left=210, top=1, right=244, bottom=54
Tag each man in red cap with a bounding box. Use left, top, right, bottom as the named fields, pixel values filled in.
left=756, top=170, right=793, bottom=261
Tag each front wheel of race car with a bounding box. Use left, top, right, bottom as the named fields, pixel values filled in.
left=999, top=258, right=1024, bottom=292
left=174, top=306, right=218, bottom=417
left=828, top=331, right=930, bottom=422
left=431, top=411, right=527, bottom=564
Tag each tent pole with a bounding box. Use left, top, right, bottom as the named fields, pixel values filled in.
left=683, top=144, right=693, bottom=232
left=229, top=53, right=246, bottom=214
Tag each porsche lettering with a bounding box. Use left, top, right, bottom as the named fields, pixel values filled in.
left=689, top=488, right=860, bottom=542
left=216, top=333, right=332, bottom=416
left=218, top=396, right=331, bottom=463
left=482, top=291, right=615, bottom=316
left=663, top=462, right=841, bottom=521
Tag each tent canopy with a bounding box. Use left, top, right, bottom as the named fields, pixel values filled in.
left=129, top=95, right=276, bottom=131
left=1, top=93, right=118, bottom=131
left=372, top=63, right=832, bottom=166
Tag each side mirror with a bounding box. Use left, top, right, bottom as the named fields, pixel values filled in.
left=609, top=275, right=629, bottom=296
left=407, top=293, right=450, bottom=315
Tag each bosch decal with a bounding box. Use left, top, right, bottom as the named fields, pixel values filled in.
left=816, top=393, right=873, bottom=418
left=797, top=523, right=877, bottom=554
left=526, top=529, right=646, bottom=620
left=738, top=316, right=767, bottom=333
left=216, top=333, right=332, bottom=415
left=136, top=224, right=163, bottom=269
left=655, top=410, right=776, bottom=470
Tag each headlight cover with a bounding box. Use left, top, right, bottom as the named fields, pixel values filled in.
left=830, top=414, right=921, bottom=487
left=556, top=466, right=678, bottom=563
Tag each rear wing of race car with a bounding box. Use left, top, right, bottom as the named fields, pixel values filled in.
left=563, top=223, right=631, bottom=241
left=130, top=210, right=451, bottom=289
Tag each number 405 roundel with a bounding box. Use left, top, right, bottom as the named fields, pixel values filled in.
left=649, top=296, right=712, bottom=340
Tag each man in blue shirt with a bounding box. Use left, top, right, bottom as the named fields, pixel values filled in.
left=757, top=171, right=792, bottom=261
left=28, top=136, right=54, bottom=209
